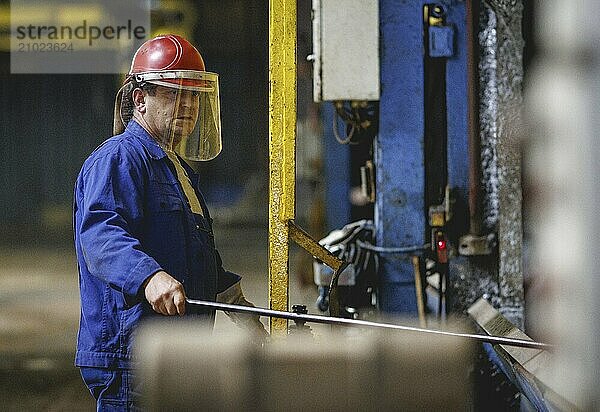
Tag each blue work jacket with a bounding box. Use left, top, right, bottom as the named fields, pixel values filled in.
left=74, top=120, right=240, bottom=369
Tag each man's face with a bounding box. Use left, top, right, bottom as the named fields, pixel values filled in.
left=139, top=85, right=200, bottom=147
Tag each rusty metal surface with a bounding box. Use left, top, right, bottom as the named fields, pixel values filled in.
left=485, top=0, right=525, bottom=327
left=288, top=220, right=344, bottom=272
left=450, top=0, right=524, bottom=327
left=268, top=0, right=296, bottom=334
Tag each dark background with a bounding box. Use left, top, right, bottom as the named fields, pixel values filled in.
left=0, top=0, right=317, bottom=244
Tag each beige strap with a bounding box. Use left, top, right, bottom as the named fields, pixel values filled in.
left=165, top=151, right=204, bottom=216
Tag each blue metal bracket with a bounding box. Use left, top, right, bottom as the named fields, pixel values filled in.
left=429, top=26, right=455, bottom=57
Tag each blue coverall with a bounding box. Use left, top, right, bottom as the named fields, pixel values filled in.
left=73, top=120, right=240, bottom=409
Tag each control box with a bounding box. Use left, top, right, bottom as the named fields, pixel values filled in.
left=312, top=0, right=380, bottom=102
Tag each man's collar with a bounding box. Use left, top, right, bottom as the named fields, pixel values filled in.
left=125, top=120, right=166, bottom=159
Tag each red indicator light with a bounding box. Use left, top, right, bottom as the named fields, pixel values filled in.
left=437, top=240, right=446, bottom=250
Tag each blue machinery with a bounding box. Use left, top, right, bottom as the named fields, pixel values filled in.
left=323, top=1, right=477, bottom=315
left=269, top=0, right=525, bottom=331
left=376, top=1, right=470, bottom=313
left=315, top=3, right=537, bottom=405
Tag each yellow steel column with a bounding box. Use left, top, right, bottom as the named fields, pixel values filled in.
left=268, top=0, right=296, bottom=334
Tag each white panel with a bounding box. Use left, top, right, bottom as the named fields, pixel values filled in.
left=312, top=0, right=379, bottom=102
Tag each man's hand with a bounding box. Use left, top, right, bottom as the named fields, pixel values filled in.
left=143, top=271, right=186, bottom=316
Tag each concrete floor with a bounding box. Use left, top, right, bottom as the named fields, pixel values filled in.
left=0, top=224, right=320, bottom=410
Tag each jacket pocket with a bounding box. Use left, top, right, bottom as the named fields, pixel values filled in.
left=146, top=184, right=184, bottom=214
left=101, top=285, right=120, bottom=352
left=143, top=181, right=187, bottom=274
left=120, top=303, right=143, bottom=356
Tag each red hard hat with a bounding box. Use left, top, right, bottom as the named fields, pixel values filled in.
left=128, top=34, right=206, bottom=89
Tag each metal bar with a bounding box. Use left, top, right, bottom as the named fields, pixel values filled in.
left=187, top=298, right=552, bottom=351
left=268, top=0, right=296, bottom=334
left=288, top=220, right=345, bottom=272
left=465, top=0, right=483, bottom=236
left=288, top=220, right=348, bottom=317
left=412, top=256, right=427, bottom=328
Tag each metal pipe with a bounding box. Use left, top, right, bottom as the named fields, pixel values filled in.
left=187, top=298, right=552, bottom=351
left=466, top=0, right=483, bottom=235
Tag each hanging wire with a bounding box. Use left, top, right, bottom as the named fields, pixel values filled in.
left=333, top=109, right=356, bottom=144
left=323, top=220, right=429, bottom=256
left=356, top=239, right=431, bottom=254
left=331, top=100, right=378, bottom=145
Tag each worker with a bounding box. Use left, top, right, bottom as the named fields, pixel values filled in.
left=73, top=34, right=267, bottom=410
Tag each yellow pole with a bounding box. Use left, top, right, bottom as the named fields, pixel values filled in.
left=268, top=0, right=296, bottom=334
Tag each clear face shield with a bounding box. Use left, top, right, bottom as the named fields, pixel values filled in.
left=114, top=70, right=222, bottom=161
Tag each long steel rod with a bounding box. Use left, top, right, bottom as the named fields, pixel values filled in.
left=186, top=298, right=552, bottom=350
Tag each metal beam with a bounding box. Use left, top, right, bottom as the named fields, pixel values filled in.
left=268, top=0, right=296, bottom=334
left=288, top=220, right=345, bottom=273
left=377, top=1, right=426, bottom=313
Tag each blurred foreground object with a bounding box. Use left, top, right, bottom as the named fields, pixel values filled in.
left=524, top=0, right=600, bottom=409
left=136, top=324, right=473, bottom=411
